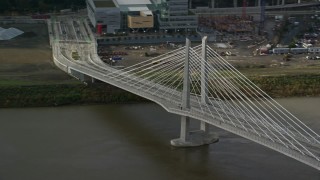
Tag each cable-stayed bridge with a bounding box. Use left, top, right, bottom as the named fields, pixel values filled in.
left=48, top=17, right=320, bottom=171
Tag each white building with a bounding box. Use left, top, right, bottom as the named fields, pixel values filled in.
left=308, top=47, right=320, bottom=54
left=87, top=0, right=155, bottom=33
left=87, top=0, right=121, bottom=33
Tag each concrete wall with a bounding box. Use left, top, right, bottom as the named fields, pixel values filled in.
left=0, top=15, right=48, bottom=24
left=97, top=34, right=201, bottom=45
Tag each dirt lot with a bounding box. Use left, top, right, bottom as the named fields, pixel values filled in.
left=0, top=23, right=78, bottom=86
left=0, top=22, right=319, bottom=88
left=98, top=41, right=320, bottom=77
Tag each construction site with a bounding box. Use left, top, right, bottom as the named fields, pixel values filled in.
left=199, top=15, right=254, bottom=33
left=197, top=0, right=264, bottom=38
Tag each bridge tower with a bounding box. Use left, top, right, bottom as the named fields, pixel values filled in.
left=171, top=37, right=218, bottom=147
left=200, top=36, right=209, bottom=134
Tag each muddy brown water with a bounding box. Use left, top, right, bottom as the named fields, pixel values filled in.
left=0, top=97, right=319, bottom=180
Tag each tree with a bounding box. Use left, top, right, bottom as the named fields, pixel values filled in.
left=288, top=41, right=297, bottom=48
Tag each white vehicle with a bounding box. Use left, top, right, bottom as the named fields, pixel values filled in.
left=272, top=48, right=290, bottom=54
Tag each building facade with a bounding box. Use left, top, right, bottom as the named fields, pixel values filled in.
left=87, top=0, right=156, bottom=33
left=87, top=0, right=121, bottom=33
left=153, top=0, right=198, bottom=32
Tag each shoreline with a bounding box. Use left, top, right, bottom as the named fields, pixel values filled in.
left=0, top=83, right=147, bottom=108
left=1, top=74, right=319, bottom=108
left=1, top=23, right=319, bottom=108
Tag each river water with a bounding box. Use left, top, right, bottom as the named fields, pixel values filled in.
left=0, top=97, right=319, bottom=180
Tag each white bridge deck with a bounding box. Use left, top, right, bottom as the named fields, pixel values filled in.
left=48, top=16, right=320, bottom=171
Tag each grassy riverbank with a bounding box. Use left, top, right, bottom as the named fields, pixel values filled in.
left=0, top=74, right=319, bottom=108
left=0, top=83, right=146, bottom=108
left=250, top=74, right=320, bottom=98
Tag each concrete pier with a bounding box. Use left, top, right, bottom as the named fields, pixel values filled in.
left=211, top=0, right=215, bottom=8
left=69, top=68, right=96, bottom=84
left=171, top=130, right=219, bottom=147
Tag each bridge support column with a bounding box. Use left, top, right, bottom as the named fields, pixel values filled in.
left=69, top=68, right=95, bottom=85
left=171, top=38, right=218, bottom=147
left=211, top=0, right=215, bottom=8
left=257, top=0, right=261, bottom=7
left=200, top=36, right=210, bottom=135
left=91, top=77, right=97, bottom=83
left=80, top=74, right=94, bottom=84
left=180, top=116, right=190, bottom=142
left=233, top=0, right=237, bottom=7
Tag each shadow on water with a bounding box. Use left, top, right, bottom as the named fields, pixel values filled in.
left=0, top=98, right=319, bottom=180
left=90, top=100, right=320, bottom=180
left=91, top=103, right=230, bottom=180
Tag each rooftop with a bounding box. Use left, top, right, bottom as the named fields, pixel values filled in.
left=93, top=0, right=116, bottom=8
left=115, top=0, right=152, bottom=5
left=127, top=6, right=149, bottom=11
left=141, top=10, right=153, bottom=16
left=0, top=27, right=24, bottom=40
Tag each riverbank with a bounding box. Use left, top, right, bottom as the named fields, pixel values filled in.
left=1, top=23, right=320, bottom=108
left=0, top=73, right=319, bottom=108
left=0, top=83, right=147, bottom=108
left=250, top=74, right=320, bottom=98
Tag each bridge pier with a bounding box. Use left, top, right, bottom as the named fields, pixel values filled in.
left=69, top=68, right=96, bottom=85
left=171, top=120, right=218, bottom=147
left=91, top=77, right=97, bottom=83
left=180, top=116, right=190, bottom=142
left=211, top=0, right=215, bottom=8
left=79, top=74, right=96, bottom=85
left=171, top=37, right=218, bottom=147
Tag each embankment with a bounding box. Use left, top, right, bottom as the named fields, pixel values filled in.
left=251, top=74, right=320, bottom=98
left=0, top=83, right=147, bottom=108
left=0, top=74, right=319, bottom=108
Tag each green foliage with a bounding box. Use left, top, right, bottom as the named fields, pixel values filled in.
left=0, top=83, right=147, bottom=108
left=288, top=41, right=297, bottom=48
left=0, top=74, right=319, bottom=107
left=250, top=74, right=320, bottom=98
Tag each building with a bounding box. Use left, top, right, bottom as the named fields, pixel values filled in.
left=87, top=0, right=198, bottom=34
left=202, top=0, right=317, bottom=8
left=114, top=0, right=155, bottom=32
left=152, top=0, right=198, bottom=33
left=87, top=0, right=155, bottom=34
left=87, top=0, right=121, bottom=33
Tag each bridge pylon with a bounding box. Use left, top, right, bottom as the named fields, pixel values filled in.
left=171, top=37, right=219, bottom=147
